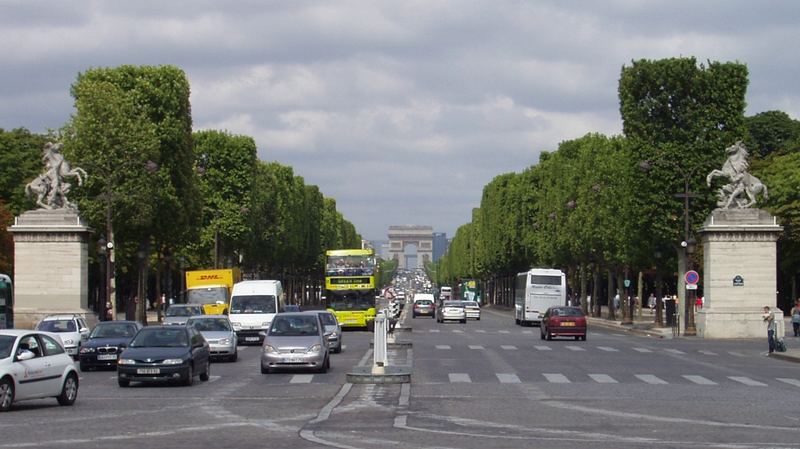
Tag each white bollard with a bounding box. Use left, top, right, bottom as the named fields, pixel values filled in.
left=372, top=312, right=388, bottom=374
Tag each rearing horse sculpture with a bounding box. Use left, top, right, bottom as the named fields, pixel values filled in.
left=706, top=141, right=768, bottom=209
left=24, top=142, right=87, bottom=210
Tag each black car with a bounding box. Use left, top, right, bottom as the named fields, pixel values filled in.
left=117, top=326, right=211, bottom=387
left=79, top=321, right=142, bottom=371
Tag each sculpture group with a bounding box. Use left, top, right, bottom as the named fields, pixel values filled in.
left=25, top=142, right=87, bottom=210
left=706, top=141, right=768, bottom=209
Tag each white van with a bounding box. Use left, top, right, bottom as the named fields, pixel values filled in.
left=440, top=286, right=452, bottom=301
left=514, top=269, right=566, bottom=326
left=229, top=280, right=285, bottom=345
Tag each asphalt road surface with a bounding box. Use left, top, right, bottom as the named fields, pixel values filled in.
left=4, top=307, right=800, bottom=449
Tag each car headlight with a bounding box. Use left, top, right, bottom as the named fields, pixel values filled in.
left=263, top=345, right=278, bottom=354
left=219, top=338, right=232, bottom=345
left=307, top=344, right=322, bottom=353
left=80, top=347, right=95, bottom=354
left=162, top=358, right=184, bottom=365
left=118, top=358, right=136, bottom=365
left=63, top=338, right=74, bottom=345
left=262, top=321, right=271, bottom=328
left=328, top=332, right=338, bottom=339
left=231, top=321, right=241, bottom=328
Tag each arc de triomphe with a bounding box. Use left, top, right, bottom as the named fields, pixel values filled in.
left=388, top=225, right=433, bottom=269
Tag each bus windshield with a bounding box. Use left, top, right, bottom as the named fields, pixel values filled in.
left=230, top=295, right=277, bottom=314
left=325, top=255, right=375, bottom=276
left=187, top=287, right=228, bottom=305
left=530, top=275, right=562, bottom=286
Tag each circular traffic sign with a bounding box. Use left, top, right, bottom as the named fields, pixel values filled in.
left=685, top=270, right=699, bottom=285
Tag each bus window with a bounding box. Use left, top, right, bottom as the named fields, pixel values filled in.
left=0, top=275, right=13, bottom=329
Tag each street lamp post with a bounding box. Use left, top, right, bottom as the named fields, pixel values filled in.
left=97, top=238, right=106, bottom=320
left=98, top=236, right=114, bottom=320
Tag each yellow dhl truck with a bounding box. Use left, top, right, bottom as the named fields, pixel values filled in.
left=185, top=268, right=242, bottom=315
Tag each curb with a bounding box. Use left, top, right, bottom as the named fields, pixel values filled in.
left=587, top=318, right=672, bottom=339
left=346, top=365, right=412, bottom=384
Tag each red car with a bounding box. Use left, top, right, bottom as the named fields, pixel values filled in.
left=540, top=306, right=587, bottom=341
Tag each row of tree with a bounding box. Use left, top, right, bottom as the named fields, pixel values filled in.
left=0, top=65, right=362, bottom=316
left=433, top=57, right=800, bottom=319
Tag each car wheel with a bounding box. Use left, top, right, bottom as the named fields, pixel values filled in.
left=412, top=314, right=416, bottom=319
left=476, top=317, right=480, bottom=321
left=261, top=363, right=270, bottom=374
left=57, top=372, right=79, bottom=406
left=184, top=365, right=194, bottom=386
left=575, top=336, right=580, bottom=341
left=367, top=321, right=375, bottom=332
left=318, top=357, right=329, bottom=373
left=515, top=318, right=520, bottom=325
left=229, top=350, right=238, bottom=362
left=117, top=377, right=130, bottom=388
left=199, top=360, right=210, bottom=381
left=581, top=335, right=587, bottom=341
left=546, top=331, right=552, bottom=341
left=460, top=319, right=466, bottom=324
left=540, top=329, right=545, bottom=340
left=0, top=377, right=14, bottom=412
left=79, top=361, right=88, bottom=372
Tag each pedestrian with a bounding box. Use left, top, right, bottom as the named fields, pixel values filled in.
left=790, top=300, right=800, bottom=337
left=613, top=292, right=620, bottom=310
left=105, top=301, right=113, bottom=321
left=763, top=306, right=776, bottom=355
left=648, top=293, right=656, bottom=309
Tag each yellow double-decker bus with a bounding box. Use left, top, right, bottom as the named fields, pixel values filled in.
left=324, top=249, right=377, bottom=331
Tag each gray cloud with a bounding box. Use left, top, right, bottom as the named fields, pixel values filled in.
left=1, top=1, right=797, bottom=239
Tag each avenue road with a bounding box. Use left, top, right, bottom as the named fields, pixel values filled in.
left=3, top=307, right=800, bottom=448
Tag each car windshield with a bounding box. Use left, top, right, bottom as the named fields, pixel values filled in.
left=415, top=300, right=432, bottom=306
left=90, top=323, right=137, bottom=339
left=318, top=313, right=336, bottom=326
left=186, top=287, right=228, bottom=305
left=37, top=319, right=76, bottom=333
left=230, top=295, right=276, bottom=314
left=130, top=328, right=189, bottom=347
left=552, top=308, right=583, bottom=317
left=188, top=318, right=231, bottom=332
left=269, top=316, right=319, bottom=337
left=0, top=335, right=14, bottom=359
left=443, top=301, right=463, bottom=308
left=462, top=301, right=479, bottom=308
left=166, top=306, right=201, bottom=317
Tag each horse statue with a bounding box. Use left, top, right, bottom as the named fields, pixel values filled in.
left=24, top=142, right=87, bottom=210
left=706, top=141, right=768, bottom=209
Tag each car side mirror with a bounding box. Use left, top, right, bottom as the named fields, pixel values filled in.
left=16, top=349, right=35, bottom=361
left=258, top=331, right=266, bottom=338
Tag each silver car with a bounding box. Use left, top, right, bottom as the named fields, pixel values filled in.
left=186, top=315, right=237, bottom=362
left=314, top=311, right=342, bottom=353
left=260, top=313, right=329, bottom=374
left=163, top=305, right=204, bottom=326
left=462, top=301, right=481, bottom=320
left=436, top=301, right=467, bottom=324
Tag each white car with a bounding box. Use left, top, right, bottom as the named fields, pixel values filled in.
left=35, top=314, right=90, bottom=358
left=462, top=301, right=481, bottom=320
left=0, top=330, right=80, bottom=412
left=436, top=300, right=467, bottom=324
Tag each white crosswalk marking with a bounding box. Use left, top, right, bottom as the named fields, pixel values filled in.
left=452, top=329, right=464, bottom=333
left=727, top=351, right=745, bottom=357
left=566, top=345, right=585, bottom=351
left=589, top=374, right=617, bottom=384
left=698, top=350, right=717, bottom=355
left=449, top=373, right=471, bottom=383
left=683, top=375, right=717, bottom=385
left=543, top=373, right=570, bottom=383
left=475, top=329, right=487, bottom=333
left=501, top=345, right=518, bottom=350
left=632, top=347, right=652, bottom=353
left=435, top=345, right=451, bottom=350
left=664, top=349, right=686, bottom=355
left=598, top=346, right=619, bottom=352
left=635, top=374, right=668, bottom=385
left=468, top=345, right=484, bottom=350
left=498, top=330, right=510, bottom=334
left=534, top=345, right=552, bottom=351
left=290, top=375, right=313, bottom=384
left=496, top=373, right=521, bottom=384
left=729, top=376, right=767, bottom=387
left=429, top=329, right=440, bottom=333
left=777, top=378, right=800, bottom=388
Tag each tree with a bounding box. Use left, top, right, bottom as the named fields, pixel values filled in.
left=0, top=128, right=47, bottom=214
left=744, top=110, right=800, bottom=158
left=0, top=200, right=13, bottom=274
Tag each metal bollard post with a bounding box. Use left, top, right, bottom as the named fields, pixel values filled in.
left=372, top=312, right=388, bottom=374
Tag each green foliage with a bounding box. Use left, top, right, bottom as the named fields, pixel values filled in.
left=0, top=200, right=13, bottom=274
left=0, top=128, right=47, bottom=214
left=744, top=110, right=800, bottom=158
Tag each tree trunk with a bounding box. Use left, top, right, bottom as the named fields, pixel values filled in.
left=655, top=270, right=664, bottom=326
left=606, top=268, right=616, bottom=321
left=637, top=270, right=644, bottom=319
left=618, top=270, right=629, bottom=323
left=592, top=264, right=601, bottom=318
left=580, top=264, right=588, bottom=315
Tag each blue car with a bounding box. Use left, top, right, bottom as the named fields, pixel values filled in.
left=79, top=321, right=142, bottom=371
left=117, top=325, right=211, bottom=387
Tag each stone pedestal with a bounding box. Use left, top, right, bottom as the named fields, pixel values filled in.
left=8, top=209, right=94, bottom=329
left=696, top=209, right=782, bottom=338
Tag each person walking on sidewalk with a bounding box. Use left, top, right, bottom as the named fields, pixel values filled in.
left=790, top=300, right=800, bottom=337
left=763, top=306, right=777, bottom=355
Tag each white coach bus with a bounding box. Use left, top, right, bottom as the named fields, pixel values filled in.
left=514, top=268, right=566, bottom=326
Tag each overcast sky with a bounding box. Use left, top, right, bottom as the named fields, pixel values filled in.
left=2, top=1, right=798, bottom=240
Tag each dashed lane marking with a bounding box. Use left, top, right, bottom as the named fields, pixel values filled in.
left=435, top=345, right=451, bottom=350
left=501, top=345, right=518, bottom=350
left=698, top=350, right=717, bottom=355
left=534, top=345, right=551, bottom=351
left=635, top=374, right=668, bottom=385
left=449, top=373, right=471, bottom=383
left=290, top=374, right=313, bottom=384
left=683, top=375, right=717, bottom=385
left=632, top=347, right=652, bottom=353
left=475, top=329, right=487, bottom=333
left=728, top=376, right=767, bottom=387
left=565, top=345, right=585, bottom=351
left=664, top=348, right=686, bottom=355
left=543, top=373, right=570, bottom=383
left=588, top=374, right=617, bottom=384
left=777, top=378, right=800, bottom=388
left=498, top=330, right=511, bottom=334
left=496, top=373, right=521, bottom=384
left=468, top=345, right=484, bottom=350
left=597, top=346, right=619, bottom=352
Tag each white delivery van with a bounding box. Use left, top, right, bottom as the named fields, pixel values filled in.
left=229, top=280, right=285, bottom=345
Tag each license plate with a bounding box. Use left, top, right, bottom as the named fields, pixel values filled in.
left=137, top=368, right=160, bottom=374
left=97, top=354, right=117, bottom=361
left=245, top=337, right=260, bottom=341
left=282, top=358, right=303, bottom=363
left=562, top=322, right=575, bottom=327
